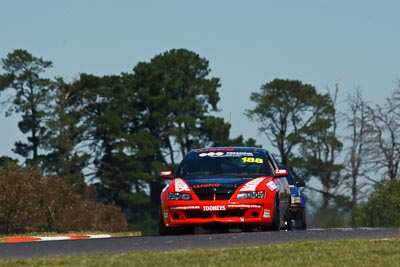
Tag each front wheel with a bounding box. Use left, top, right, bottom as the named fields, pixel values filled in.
left=299, top=207, right=307, bottom=230
left=159, top=214, right=195, bottom=235
left=284, top=208, right=293, bottom=231
left=158, top=214, right=172, bottom=236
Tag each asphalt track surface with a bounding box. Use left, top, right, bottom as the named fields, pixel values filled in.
left=0, top=228, right=399, bottom=259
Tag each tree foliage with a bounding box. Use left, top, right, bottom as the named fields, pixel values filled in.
left=365, top=86, right=400, bottom=180
left=42, top=77, right=90, bottom=191
left=362, top=179, right=400, bottom=227
left=0, top=164, right=126, bottom=234
left=341, top=88, right=371, bottom=226
left=132, top=49, right=223, bottom=164
left=0, top=49, right=54, bottom=166
left=246, top=79, right=332, bottom=164
left=246, top=79, right=343, bottom=207
left=295, top=86, right=343, bottom=207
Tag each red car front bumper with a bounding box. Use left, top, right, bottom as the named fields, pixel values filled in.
left=161, top=198, right=275, bottom=228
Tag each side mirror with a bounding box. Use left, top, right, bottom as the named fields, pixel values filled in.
left=296, top=180, right=306, bottom=187
left=274, top=169, right=288, bottom=178
left=160, top=171, right=173, bottom=179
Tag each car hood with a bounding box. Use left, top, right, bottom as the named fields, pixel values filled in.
left=184, top=176, right=250, bottom=189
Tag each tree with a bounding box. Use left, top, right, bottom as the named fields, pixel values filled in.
left=132, top=49, right=223, bottom=164
left=246, top=79, right=323, bottom=165
left=0, top=49, right=54, bottom=167
left=42, top=77, right=90, bottom=192
left=197, top=116, right=259, bottom=148
left=363, top=179, right=400, bottom=227
left=0, top=156, right=18, bottom=169
left=295, top=85, right=343, bottom=208
left=341, top=88, right=371, bottom=225
left=246, top=79, right=335, bottom=164
left=246, top=79, right=343, bottom=207
left=365, top=86, right=400, bottom=180
left=72, top=74, right=143, bottom=203
left=71, top=72, right=162, bottom=226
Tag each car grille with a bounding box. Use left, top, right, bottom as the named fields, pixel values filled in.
left=193, top=187, right=235, bottom=200
left=195, top=192, right=233, bottom=200
left=184, top=210, right=246, bottom=219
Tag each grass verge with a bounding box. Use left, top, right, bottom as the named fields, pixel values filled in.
left=0, top=238, right=399, bottom=267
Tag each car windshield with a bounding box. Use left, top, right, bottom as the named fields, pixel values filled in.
left=175, top=151, right=273, bottom=178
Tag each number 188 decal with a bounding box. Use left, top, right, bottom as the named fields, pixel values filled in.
left=241, top=157, right=263, bottom=164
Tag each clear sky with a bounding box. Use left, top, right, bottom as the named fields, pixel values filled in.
left=1, top=0, right=400, bottom=160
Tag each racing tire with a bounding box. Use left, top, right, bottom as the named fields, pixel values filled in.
left=284, top=208, right=293, bottom=231
left=159, top=223, right=194, bottom=235
left=158, top=215, right=172, bottom=236
left=178, top=227, right=195, bottom=235
left=299, top=207, right=307, bottom=230
left=159, top=215, right=195, bottom=235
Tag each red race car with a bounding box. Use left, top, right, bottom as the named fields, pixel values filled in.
left=159, top=147, right=292, bottom=235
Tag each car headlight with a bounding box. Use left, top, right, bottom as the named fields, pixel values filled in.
left=236, top=191, right=265, bottom=200
left=168, top=192, right=193, bottom=200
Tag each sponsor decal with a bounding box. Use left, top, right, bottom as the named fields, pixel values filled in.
left=221, top=183, right=238, bottom=188
left=266, top=181, right=278, bottom=191
left=195, top=148, right=235, bottom=153
left=197, top=151, right=259, bottom=158
left=199, top=152, right=225, bottom=157
left=196, top=150, right=261, bottom=159
left=226, top=152, right=254, bottom=156
left=193, top=183, right=221, bottom=189
left=174, top=178, right=191, bottom=192
left=170, top=206, right=201, bottom=210
left=227, top=204, right=262, bottom=209
left=202, top=205, right=226, bottom=211
left=263, top=209, right=271, bottom=218
left=240, top=177, right=265, bottom=191
left=163, top=210, right=169, bottom=218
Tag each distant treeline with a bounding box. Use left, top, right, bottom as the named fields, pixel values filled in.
left=1, top=48, right=399, bottom=233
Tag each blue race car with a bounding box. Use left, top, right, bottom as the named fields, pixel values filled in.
left=279, top=165, right=307, bottom=230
